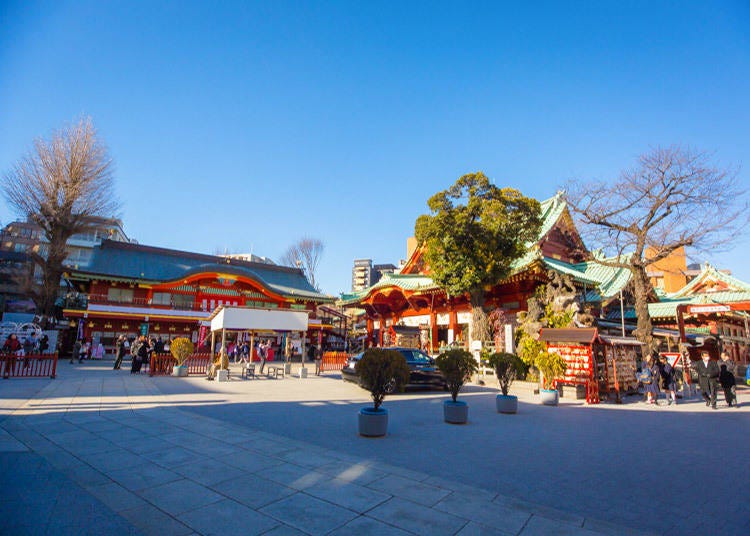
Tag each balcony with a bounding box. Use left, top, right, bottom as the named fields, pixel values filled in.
left=64, top=294, right=203, bottom=312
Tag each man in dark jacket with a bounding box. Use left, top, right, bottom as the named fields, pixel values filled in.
left=695, top=351, right=720, bottom=409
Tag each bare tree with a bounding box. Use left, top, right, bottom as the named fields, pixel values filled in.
left=2, top=117, right=120, bottom=317
left=566, top=146, right=747, bottom=349
left=280, top=237, right=324, bottom=291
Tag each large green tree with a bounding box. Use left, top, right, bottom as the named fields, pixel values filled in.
left=415, top=172, right=541, bottom=341
left=2, top=117, right=120, bottom=319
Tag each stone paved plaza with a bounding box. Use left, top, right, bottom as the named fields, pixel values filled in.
left=1, top=360, right=748, bottom=535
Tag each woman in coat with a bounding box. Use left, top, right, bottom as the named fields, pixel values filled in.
left=641, top=357, right=661, bottom=405
left=658, top=355, right=678, bottom=406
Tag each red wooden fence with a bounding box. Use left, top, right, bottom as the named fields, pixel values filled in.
left=1, top=353, right=58, bottom=379
left=321, top=351, right=350, bottom=372
left=149, top=353, right=211, bottom=377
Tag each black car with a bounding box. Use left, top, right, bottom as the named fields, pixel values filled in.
left=341, top=347, right=447, bottom=392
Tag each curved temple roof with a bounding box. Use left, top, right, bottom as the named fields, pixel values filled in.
left=70, top=240, right=334, bottom=303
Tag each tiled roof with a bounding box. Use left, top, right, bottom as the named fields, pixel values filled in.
left=339, top=273, right=438, bottom=305
left=573, top=257, right=632, bottom=299
left=73, top=240, right=333, bottom=302
left=666, top=263, right=750, bottom=299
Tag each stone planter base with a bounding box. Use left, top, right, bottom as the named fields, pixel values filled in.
left=443, top=400, right=469, bottom=424
left=298, top=367, right=308, bottom=378
left=496, top=394, right=518, bottom=414
left=172, top=365, right=188, bottom=377
left=216, top=369, right=229, bottom=382
left=540, top=389, right=559, bottom=406
left=358, top=407, right=388, bottom=437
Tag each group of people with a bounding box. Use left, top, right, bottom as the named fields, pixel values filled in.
left=638, top=351, right=740, bottom=409
left=638, top=354, right=679, bottom=405
left=2, top=332, right=49, bottom=356
left=69, top=338, right=105, bottom=363
left=694, top=351, right=739, bottom=409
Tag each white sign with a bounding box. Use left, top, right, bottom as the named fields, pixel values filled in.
left=436, top=313, right=449, bottom=326
left=688, top=305, right=730, bottom=314
left=457, top=312, right=471, bottom=324
left=401, top=315, right=430, bottom=327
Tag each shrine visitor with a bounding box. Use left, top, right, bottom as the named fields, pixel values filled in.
left=658, top=355, right=677, bottom=406
left=695, top=351, right=720, bottom=409
left=719, top=365, right=737, bottom=408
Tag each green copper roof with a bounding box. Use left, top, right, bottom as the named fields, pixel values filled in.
left=73, top=240, right=334, bottom=303
left=536, top=192, right=568, bottom=241
left=340, top=273, right=438, bottom=305
left=648, top=291, right=750, bottom=319
left=667, top=263, right=750, bottom=299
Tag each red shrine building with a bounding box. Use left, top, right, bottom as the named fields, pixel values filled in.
left=62, top=240, right=334, bottom=353
left=339, top=194, right=631, bottom=351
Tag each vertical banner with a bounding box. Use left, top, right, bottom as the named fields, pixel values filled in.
left=77, top=319, right=84, bottom=341
left=198, top=325, right=208, bottom=348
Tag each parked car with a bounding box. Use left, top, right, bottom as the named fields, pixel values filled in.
left=342, top=347, right=447, bottom=392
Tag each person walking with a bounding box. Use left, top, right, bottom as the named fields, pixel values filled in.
left=71, top=339, right=81, bottom=364
left=113, top=335, right=126, bottom=370
left=696, top=351, right=720, bottom=409
left=642, top=356, right=661, bottom=405
left=719, top=364, right=737, bottom=408
left=720, top=351, right=738, bottom=405
left=258, top=341, right=267, bottom=374
left=657, top=355, right=678, bottom=406
left=38, top=334, right=49, bottom=354
left=311, top=344, right=322, bottom=375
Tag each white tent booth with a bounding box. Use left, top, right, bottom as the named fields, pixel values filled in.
left=208, top=306, right=311, bottom=379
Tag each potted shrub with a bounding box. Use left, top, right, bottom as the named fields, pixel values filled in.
left=435, top=349, right=478, bottom=424
left=535, top=350, right=567, bottom=406
left=355, top=348, right=410, bottom=437
left=488, top=352, right=525, bottom=414
left=170, top=337, right=194, bottom=377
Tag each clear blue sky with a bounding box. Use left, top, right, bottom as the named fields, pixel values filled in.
left=2, top=1, right=749, bottom=296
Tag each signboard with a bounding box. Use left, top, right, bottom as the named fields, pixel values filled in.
left=139, top=323, right=149, bottom=336
left=688, top=305, right=730, bottom=314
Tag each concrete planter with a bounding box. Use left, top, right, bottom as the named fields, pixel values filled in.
left=443, top=400, right=469, bottom=424
left=284, top=363, right=292, bottom=375
left=298, top=367, right=308, bottom=378
left=496, top=394, right=518, bottom=414
left=358, top=407, right=388, bottom=437
left=216, top=369, right=229, bottom=382
left=172, top=365, right=188, bottom=377
left=540, top=388, right=559, bottom=406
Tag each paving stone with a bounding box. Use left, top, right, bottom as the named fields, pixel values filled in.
left=255, top=463, right=332, bottom=490
left=148, top=446, right=203, bottom=468
left=455, top=521, right=514, bottom=536
left=223, top=451, right=285, bottom=473
left=519, top=514, right=609, bottom=535
left=315, top=459, right=388, bottom=486
left=368, top=473, right=451, bottom=507
left=119, top=503, right=194, bottom=536
left=493, top=494, right=584, bottom=527
left=328, top=515, right=412, bottom=535
left=107, top=462, right=183, bottom=491
left=260, top=493, right=358, bottom=535
left=172, top=457, right=247, bottom=486
left=210, top=473, right=297, bottom=509
left=434, top=494, right=531, bottom=535
left=139, top=478, right=224, bottom=516
left=303, top=477, right=392, bottom=513
left=177, top=498, right=279, bottom=536
left=259, top=525, right=308, bottom=535
left=367, top=497, right=468, bottom=536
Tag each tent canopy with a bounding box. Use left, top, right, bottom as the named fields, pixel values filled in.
left=209, top=306, right=309, bottom=332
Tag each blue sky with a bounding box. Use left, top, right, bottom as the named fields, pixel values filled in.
left=1, top=1, right=749, bottom=296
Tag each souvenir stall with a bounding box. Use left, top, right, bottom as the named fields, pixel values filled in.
left=539, top=328, right=643, bottom=404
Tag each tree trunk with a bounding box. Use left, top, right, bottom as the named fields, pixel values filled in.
left=630, top=264, right=655, bottom=352
left=469, top=290, right=490, bottom=344
left=37, top=227, right=72, bottom=317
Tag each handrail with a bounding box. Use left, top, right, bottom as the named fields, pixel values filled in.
left=1, top=352, right=58, bottom=379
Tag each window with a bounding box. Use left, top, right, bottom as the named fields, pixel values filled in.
left=152, top=292, right=171, bottom=305
left=172, top=294, right=194, bottom=309
left=107, top=288, right=134, bottom=303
